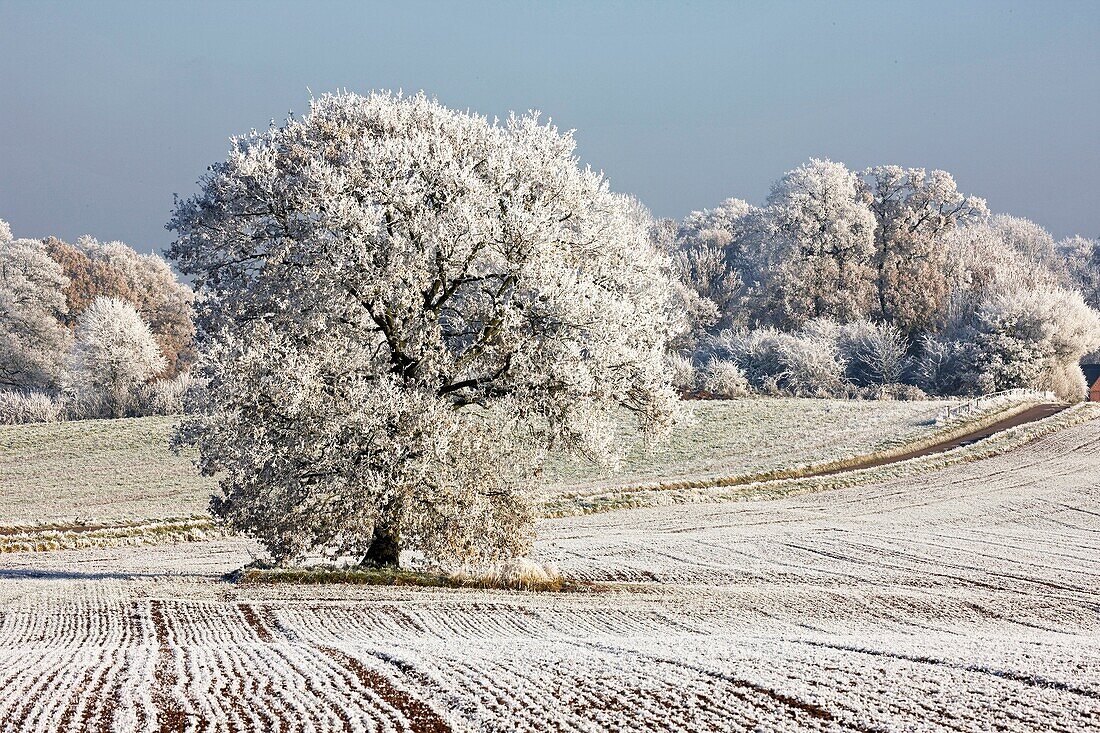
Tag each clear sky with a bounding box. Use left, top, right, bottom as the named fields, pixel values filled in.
left=1, top=0, right=1098, bottom=255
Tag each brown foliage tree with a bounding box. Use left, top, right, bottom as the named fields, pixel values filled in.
left=45, top=237, right=194, bottom=377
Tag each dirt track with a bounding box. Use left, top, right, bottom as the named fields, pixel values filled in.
left=0, top=414, right=1098, bottom=731
left=810, top=402, right=1068, bottom=476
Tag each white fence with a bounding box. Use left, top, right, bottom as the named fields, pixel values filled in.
left=935, top=389, right=1056, bottom=425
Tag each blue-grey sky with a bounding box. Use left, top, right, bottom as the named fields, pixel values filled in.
left=2, top=0, right=1098, bottom=255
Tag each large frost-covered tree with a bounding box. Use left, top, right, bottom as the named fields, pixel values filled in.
left=169, top=91, right=680, bottom=566
left=756, top=159, right=876, bottom=328
left=862, top=166, right=987, bottom=335
left=0, top=226, right=72, bottom=391
left=70, top=296, right=167, bottom=417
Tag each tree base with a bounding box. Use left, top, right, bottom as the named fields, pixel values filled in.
left=361, top=523, right=401, bottom=567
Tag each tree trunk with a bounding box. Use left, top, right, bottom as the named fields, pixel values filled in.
left=362, top=520, right=401, bottom=567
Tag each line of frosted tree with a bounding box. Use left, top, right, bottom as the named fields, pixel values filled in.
left=0, top=220, right=194, bottom=423
left=661, top=159, right=1100, bottom=402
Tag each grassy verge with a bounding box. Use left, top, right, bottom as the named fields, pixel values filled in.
left=231, top=564, right=598, bottom=593
left=0, top=516, right=220, bottom=553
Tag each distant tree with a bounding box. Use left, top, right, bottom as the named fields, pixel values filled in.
left=942, top=219, right=1065, bottom=332
left=678, top=198, right=755, bottom=244
left=968, top=286, right=1100, bottom=400
left=1058, top=235, right=1100, bottom=310
left=861, top=166, right=987, bottom=335
left=46, top=237, right=194, bottom=377
left=755, top=159, right=877, bottom=328
left=989, top=215, right=1060, bottom=269
left=0, top=232, right=71, bottom=391
left=70, top=297, right=167, bottom=417
left=664, top=197, right=761, bottom=338
left=168, top=91, right=680, bottom=566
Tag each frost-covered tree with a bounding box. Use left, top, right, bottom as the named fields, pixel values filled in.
left=1059, top=235, right=1100, bottom=310
left=755, top=159, right=876, bottom=328
left=862, top=166, right=987, bottom=335
left=989, top=215, right=1060, bottom=269
left=943, top=218, right=1065, bottom=332
left=935, top=218, right=1100, bottom=398
left=70, top=297, right=167, bottom=417
left=169, top=91, right=680, bottom=566
left=668, top=198, right=759, bottom=339
left=968, top=287, right=1100, bottom=400
left=0, top=232, right=71, bottom=391
left=46, top=237, right=195, bottom=376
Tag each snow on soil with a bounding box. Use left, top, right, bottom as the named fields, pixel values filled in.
left=1, top=418, right=1098, bottom=731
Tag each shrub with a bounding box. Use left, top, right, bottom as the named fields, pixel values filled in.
left=702, top=326, right=846, bottom=397
left=839, top=320, right=910, bottom=386
left=700, top=359, right=749, bottom=397
left=141, top=372, right=193, bottom=415
left=667, top=352, right=699, bottom=394
left=0, top=390, right=67, bottom=425
left=773, top=331, right=846, bottom=397
left=913, top=335, right=979, bottom=395
left=703, top=328, right=786, bottom=387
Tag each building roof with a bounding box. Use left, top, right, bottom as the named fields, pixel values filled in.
left=1083, top=364, right=1100, bottom=387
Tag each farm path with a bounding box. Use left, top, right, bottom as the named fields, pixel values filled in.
left=0, top=418, right=1098, bottom=731
left=806, top=401, right=1067, bottom=476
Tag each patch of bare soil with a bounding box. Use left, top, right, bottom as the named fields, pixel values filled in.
left=149, top=600, right=191, bottom=733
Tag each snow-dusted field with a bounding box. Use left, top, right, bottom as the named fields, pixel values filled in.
left=0, top=398, right=957, bottom=527
left=1, top=414, right=1097, bottom=731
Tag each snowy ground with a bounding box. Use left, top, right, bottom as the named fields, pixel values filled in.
left=1, top=415, right=1097, bottom=731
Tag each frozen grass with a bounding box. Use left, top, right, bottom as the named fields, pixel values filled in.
left=543, top=396, right=959, bottom=497
left=0, top=517, right=220, bottom=554
left=0, top=399, right=959, bottom=529
left=545, top=402, right=1100, bottom=516
left=0, top=415, right=212, bottom=526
